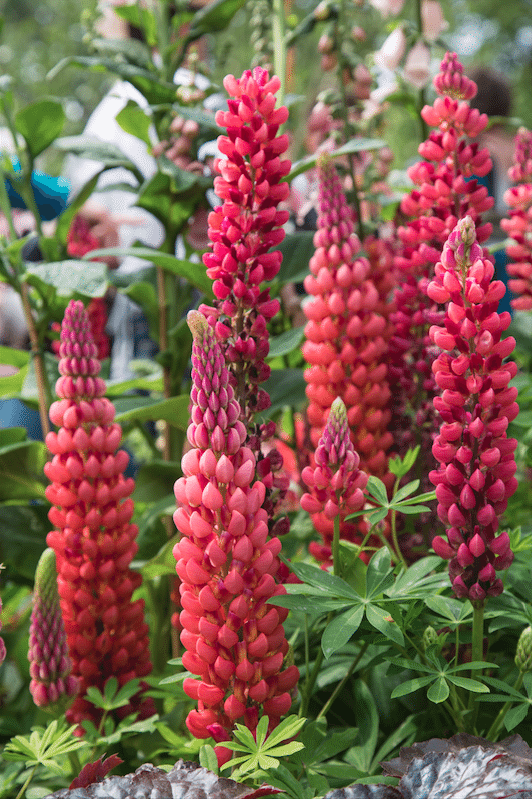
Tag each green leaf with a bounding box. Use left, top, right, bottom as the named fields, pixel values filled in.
left=446, top=675, right=489, bottom=693
left=388, top=556, right=442, bottom=597
left=392, top=479, right=420, bottom=503
left=346, top=680, right=379, bottom=773
left=322, top=605, right=364, bottom=659
left=388, top=446, right=420, bottom=478
left=0, top=504, right=50, bottom=580
left=260, top=368, right=306, bottom=418
left=260, top=715, right=306, bottom=749
left=0, top=346, right=30, bottom=368
left=15, top=100, right=66, bottom=158
left=199, top=744, right=219, bottom=773
left=365, top=603, right=404, bottom=646
left=365, top=476, right=389, bottom=506
left=365, top=548, right=394, bottom=598
left=121, top=281, right=159, bottom=341
left=504, top=702, right=530, bottom=731
left=268, top=326, right=305, bottom=358
left=387, top=656, right=435, bottom=674
left=187, top=0, right=248, bottom=39
left=115, top=394, right=190, bottom=429
left=427, top=677, right=449, bottom=703
left=0, top=439, right=47, bottom=500
left=286, top=561, right=359, bottom=599
left=113, top=4, right=158, bottom=46
left=276, top=231, right=315, bottom=285
left=24, top=260, right=108, bottom=298
left=390, top=676, right=435, bottom=699
left=266, top=593, right=346, bottom=614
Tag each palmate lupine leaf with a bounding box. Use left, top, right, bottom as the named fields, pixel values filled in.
left=3, top=720, right=87, bottom=774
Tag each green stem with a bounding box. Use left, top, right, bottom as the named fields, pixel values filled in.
left=0, top=169, right=18, bottom=241
left=271, top=0, right=286, bottom=106
left=14, top=764, right=38, bottom=799
left=469, top=599, right=485, bottom=713
left=332, top=514, right=341, bottom=577
left=20, top=283, right=52, bottom=437
left=486, top=671, right=524, bottom=741
left=316, top=641, right=369, bottom=721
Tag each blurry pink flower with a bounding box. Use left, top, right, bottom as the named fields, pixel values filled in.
left=404, top=40, right=431, bottom=89
left=374, top=28, right=406, bottom=71
left=421, top=0, right=448, bottom=42
left=368, top=0, right=405, bottom=16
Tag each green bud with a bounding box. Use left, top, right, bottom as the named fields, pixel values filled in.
left=423, top=625, right=438, bottom=651
left=515, top=626, right=532, bottom=672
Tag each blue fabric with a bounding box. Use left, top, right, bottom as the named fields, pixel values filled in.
left=5, top=160, right=70, bottom=221
left=0, top=399, right=42, bottom=440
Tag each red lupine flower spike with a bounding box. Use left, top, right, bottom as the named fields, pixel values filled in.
left=173, top=310, right=298, bottom=768
left=44, top=300, right=154, bottom=730
left=427, top=216, right=518, bottom=600
left=28, top=547, right=78, bottom=710
left=501, top=127, right=532, bottom=310
left=301, top=397, right=368, bottom=524
left=432, top=52, right=477, bottom=101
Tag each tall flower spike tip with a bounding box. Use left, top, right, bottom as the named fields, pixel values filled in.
left=301, top=397, right=369, bottom=523
left=28, top=547, right=78, bottom=710
left=174, top=311, right=298, bottom=768
left=45, top=299, right=155, bottom=730
left=200, top=66, right=291, bottom=424
left=427, top=216, right=518, bottom=601
left=501, top=127, right=532, bottom=310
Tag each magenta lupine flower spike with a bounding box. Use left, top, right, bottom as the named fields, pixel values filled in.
left=199, top=66, right=290, bottom=424
left=28, top=547, right=78, bottom=710
left=427, top=216, right=519, bottom=601
left=44, top=300, right=154, bottom=730
left=301, top=397, right=369, bottom=525
left=173, top=311, right=299, bottom=768
left=501, top=127, right=532, bottom=310
left=432, top=52, right=477, bottom=101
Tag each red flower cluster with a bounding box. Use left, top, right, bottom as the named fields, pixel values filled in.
left=200, top=66, right=290, bottom=424
left=428, top=217, right=518, bottom=600
left=173, top=311, right=298, bottom=767
left=45, top=300, right=154, bottom=728
left=387, top=52, right=495, bottom=556
left=501, top=127, right=532, bottom=310
left=28, top=548, right=78, bottom=709
left=301, top=397, right=368, bottom=529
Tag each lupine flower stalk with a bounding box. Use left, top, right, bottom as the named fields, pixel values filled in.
left=302, top=154, right=392, bottom=563
left=199, top=66, right=293, bottom=535
left=501, top=127, right=532, bottom=310
left=45, top=300, right=154, bottom=729
left=387, top=52, right=494, bottom=555
left=173, top=311, right=299, bottom=768
left=301, top=397, right=369, bottom=568
left=28, top=547, right=78, bottom=710
left=427, top=216, right=518, bottom=601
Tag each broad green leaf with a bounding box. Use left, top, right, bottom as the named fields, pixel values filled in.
left=0, top=346, right=30, bottom=368
left=446, top=675, right=489, bottom=693
left=287, top=561, right=359, bottom=599
left=387, top=656, right=435, bottom=674
left=276, top=231, right=314, bottom=285
left=141, top=534, right=179, bottom=579
left=199, top=744, right=219, bottom=774
left=424, top=595, right=469, bottom=622
left=15, top=100, right=66, bottom=158
left=121, top=281, right=159, bottom=341
left=504, top=702, right=530, bottom=731
left=392, top=479, right=420, bottom=503
left=365, top=548, right=395, bottom=598
left=346, top=680, right=379, bottom=773
left=113, top=4, right=158, bottom=46
left=365, top=476, right=389, bottom=506
left=450, top=661, right=498, bottom=672
left=260, top=715, right=306, bottom=749
left=115, top=394, right=190, bottom=428
left=133, top=459, right=181, bottom=503
left=90, top=35, right=155, bottom=69
left=266, top=593, right=345, bottom=614
left=365, top=603, right=404, bottom=646
left=322, top=605, right=364, bottom=659
left=427, top=677, right=449, bottom=703
left=187, top=0, right=248, bottom=39
left=388, top=556, right=442, bottom=597
left=268, top=326, right=305, bottom=358
left=397, top=503, right=432, bottom=514
left=24, top=260, right=108, bottom=298
left=260, top=368, right=307, bottom=418
left=0, top=440, right=47, bottom=500
left=388, top=446, right=420, bottom=478
left=0, top=504, right=49, bottom=579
